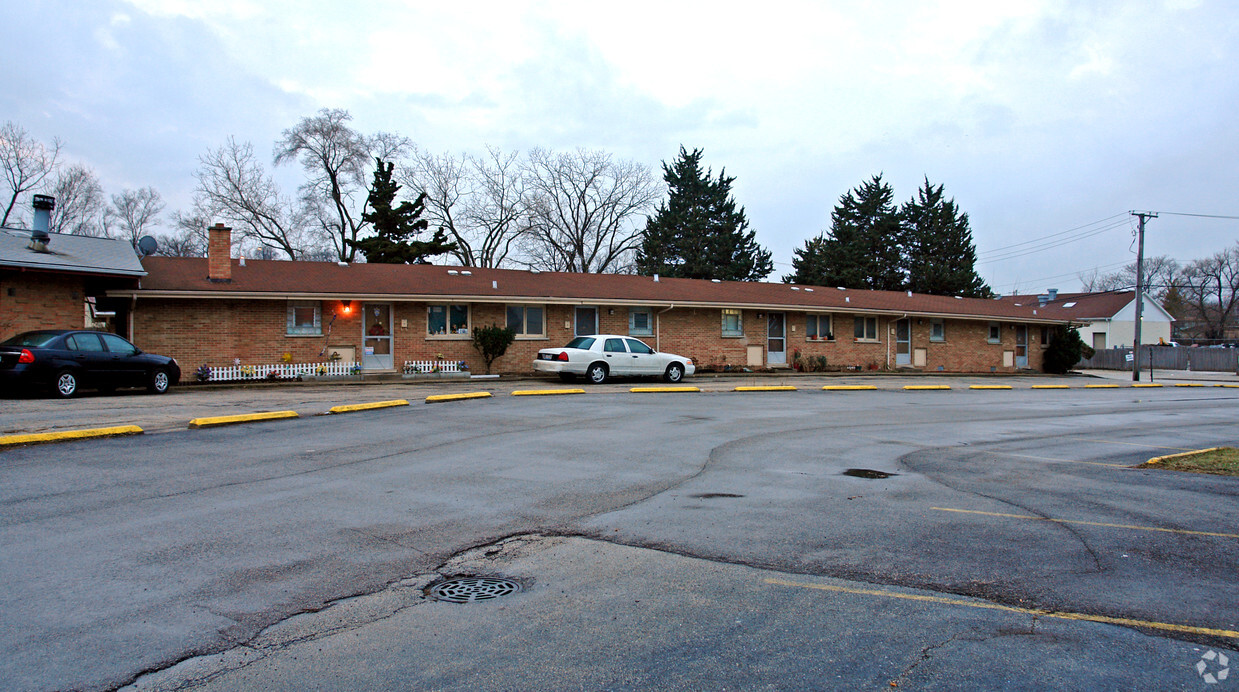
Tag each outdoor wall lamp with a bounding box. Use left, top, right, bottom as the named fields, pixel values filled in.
left=340, top=300, right=353, bottom=314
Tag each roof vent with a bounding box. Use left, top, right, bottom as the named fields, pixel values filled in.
left=461, top=270, right=472, bottom=276
left=337, top=261, right=348, bottom=267
left=790, top=286, right=800, bottom=291
left=448, top=270, right=459, bottom=275
left=239, top=255, right=246, bottom=267
left=837, top=287, right=846, bottom=291
left=29, top=194, right=54, bottom=251
left=711, top=279, right=721, bottom=283
left=530, top=269, right=541, bottom=274
left=1037, top=294, right=1049, bottom=306
left=1047, top=288, right=1058, bottom=300
left=845, top=296, right=850, bottom=303
left=492, top=280, right=498, bottom=289
left=804, top=288, right=814, bottom=292
left=907, top=290, right=912, bottom=297
left=653, top=273, right=659, bottom=282
left=954, top=296, right=963, bottom=299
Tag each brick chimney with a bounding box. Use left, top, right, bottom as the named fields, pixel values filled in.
left=208, top=223, right=232, bottom=282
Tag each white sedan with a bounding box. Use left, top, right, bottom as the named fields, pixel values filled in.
left=534, top=335, right=695, bottom=384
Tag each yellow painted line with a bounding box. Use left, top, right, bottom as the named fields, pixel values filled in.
left=904, top=385, right=951, bottom=391
left=764, top=577, right=1239, bottom=640
left=1083, top=438, right=1194, bottom=452
left=1031, top=385, right=1070, bottom=389
left=1084, top=384, right=1121, bottom=388
left=1131, top=383, right=1163, bottom=388
left=1145, top=447, right=1225, bottom=466
left=425, top=392, right=492, bottom=403
left=823, top=385, right=878, bottom=391
left=1175, top=383, right=1206, bottom=387
left=511, top=389, right=586, bottom=396
left=328, top=400, right=409, bottom=414
left=931, top=506, right=1239, bottom=539
left=630, top=387, right=701, bottom=393
left=0, top=425, right=143, bottom=448
left=734, top=386, right=798, bottom=392
left=1215, top=384, right=1239, bottom=388
left=988, top=451, right=1130, bottom=469
left=188, top=411, right=299, bottom=428
left=969, top=385, right=1012, bottom=390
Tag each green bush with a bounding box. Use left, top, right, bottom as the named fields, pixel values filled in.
left=1043, top=326, right=1087, bottom=374
left=471, top=324, right=516, bottom=375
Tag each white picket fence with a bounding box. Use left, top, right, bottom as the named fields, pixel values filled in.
left=201, top=361, right=359, bottom=382
left=403, top=360, right=465, bottom=374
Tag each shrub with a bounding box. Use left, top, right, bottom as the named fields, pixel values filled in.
left=1044, top=326, right=1088, bottom=374
left=471, top=324, right=516, bottom=375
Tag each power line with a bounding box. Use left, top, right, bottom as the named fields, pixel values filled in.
left=978, top=218, right=1131, bottom=264
left=1153, top=211, right=1239, bottom=220
left=991, top=258, right=1132, bottom=292
left=978, top=212, right=1129, bottom=257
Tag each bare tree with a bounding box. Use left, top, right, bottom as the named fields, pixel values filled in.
left=48, top=164, right=105, bottom=236
left=273, top=108, right=409, bottom=261
left=521, top=148, right=660, bottom=273
left=403, top=146, right=531, bottom=268
left=1, top=121, right=62, bottom=227
left=104, top=187, right=164, bottom=249
left=192, top=137, right=309, bottom=260
left=1085, top=256, right=1181, bottom=299
left=153, top=210, right=210, bottom=257
left=1177, top=245, right=1239, bottom=340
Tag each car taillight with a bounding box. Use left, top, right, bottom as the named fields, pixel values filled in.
left=556, top=352, right=569, bottom=362
left=17, top=349, right=34, bottom=364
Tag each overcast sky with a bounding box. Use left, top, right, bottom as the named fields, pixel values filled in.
left=5, top=0, right=1237, bottom=292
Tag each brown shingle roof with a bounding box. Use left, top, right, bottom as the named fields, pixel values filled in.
left=997, top=291, right=1142, bottom=320
left=124, top=257, right=1069, bottom=323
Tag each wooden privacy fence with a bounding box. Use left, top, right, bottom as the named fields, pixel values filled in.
left=1077, top=347, right=1239, bottom=372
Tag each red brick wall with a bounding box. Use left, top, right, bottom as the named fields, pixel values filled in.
left=130, top=298, right=1045, bottom=374
left=0, top=271, right=88, bottom=341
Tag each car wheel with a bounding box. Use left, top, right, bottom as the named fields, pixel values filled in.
left=664, top=363, right=685, bottom=383
left=148, top=368, right=171, bottom=394
left=558, top=372, right=577, bottom=383
left=586, top=362, right=608, bottom=384
left=54, top=369, right=79, bottom=398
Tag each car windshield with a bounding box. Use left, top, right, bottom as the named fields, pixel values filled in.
left=1, top=331, right=61, bottom=348
left=565, top=337, right=596, bottom=349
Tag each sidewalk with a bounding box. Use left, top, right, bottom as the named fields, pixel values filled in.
left=1076, top=368, right=1239, bottom=384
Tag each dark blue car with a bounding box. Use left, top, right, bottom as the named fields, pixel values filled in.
left=0, top=330, right=180, bottom=398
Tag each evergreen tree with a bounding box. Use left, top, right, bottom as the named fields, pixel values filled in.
left=348, top=158, right=456, bottom=264
left=901, top=177, right=990, bottom=297
left=784, top=174, right=903, bottom=290
left=636, top=146, right=772, bottom=281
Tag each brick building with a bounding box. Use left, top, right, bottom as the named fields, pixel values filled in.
left=109, top=224, right=1069, bottom=375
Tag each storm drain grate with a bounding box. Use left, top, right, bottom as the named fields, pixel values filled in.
left=427, top=577, right=523, bottom=603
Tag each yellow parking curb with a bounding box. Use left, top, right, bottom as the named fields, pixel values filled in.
left=823, top=385, right=878, bottom=391
left=904, top=385, right=951, bottom=391
left=188, top=411, right=299, bottom=428
left=969, top=385, right=1012, bottom=390
left=1031, top=385, right=1070, bottom=389
left=734, top=386, right=798, bottom=392
left=1131, top=383, right=1163, bottom=388
left=425, top=392, right=493, bottom=403
left=1144, top=447, right=1225, bottom=466
left=630, top=387, right=701, bottom=393
left=1174, top=383, right=1205, bottom=387
left=511, top=389, right=586, bottom=396
left=328, top=400, right=409, bottom=414
left=0, top=425, right=144, bottom=448
left=1084, top=384, right=1121, bottom=389
left=1215, top=384, right=1239, bottom=388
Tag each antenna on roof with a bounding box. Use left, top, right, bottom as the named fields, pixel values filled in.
left=137, top=235, right=159, bottom=257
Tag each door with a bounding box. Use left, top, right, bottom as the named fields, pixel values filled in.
left=575, top=307, right=598, bottom=336
left=1015, top=325, right=1028, bottom=368
left=767, top=312, right=786, bottom=365
left=64, top=332, right=110, bottom=388
left=624, top=337, right=658, bottom=375
left=362, top=303, right=393, bottom=371
left=602, top=337, right=630, bottom=375
left=895, top=318, right=911, bottom=366
left=99, top=332, right=145, bottom=388
left=1092, top=332, right=1107, bottom=350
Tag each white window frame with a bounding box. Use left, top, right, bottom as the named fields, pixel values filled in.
left=930, top=319, right=945, bottom=342
left=988, top=322, right=1001, bottom=344
left=854, top=316, right=878, bottom=342
left=506, top=304, right=546, bottom=338
left=427, top=304, right=471, bottom=337
left=286, top=301, right=321, bottom=336
left=722, top=309, right=743, bottom=337
left=806, top=314, right=833, bottom=341
left=629, top=308, right=653, bottom=336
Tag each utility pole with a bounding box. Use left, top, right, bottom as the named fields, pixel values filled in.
left=1131, top=211, right=1158, bottom=381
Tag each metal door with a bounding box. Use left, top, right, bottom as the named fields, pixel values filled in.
left=1015, top=325, right=1028, bottom=368
left=362, top=303, right=393, bottom=371
left=575, top=307, right=597, bottom=336
left=767, top=312, right=786, bottom=365
left=895, top=319, right=911, bottom=366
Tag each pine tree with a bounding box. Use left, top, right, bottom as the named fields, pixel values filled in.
left=348, top=158, right=456, bottom=264
left=784, top=174, right=903, bottom=290
left=635, top=146, right=772, bottom=281
left=901, top=178, right=990, bottom=297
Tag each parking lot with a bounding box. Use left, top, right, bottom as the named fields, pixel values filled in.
left=2, top=377, right=1238, bottom=690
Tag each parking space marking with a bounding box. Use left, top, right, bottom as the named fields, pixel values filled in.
left=734, top=386, right=798, bottom=392
left=987, top=451, right=1131, bottom=469
left=511, top=389, right=586, bottom=396
left=823, top=385, right=878, bottom=391
left=930, top=507, right=1239, bottom=539
left=1131, top=383, right=1163, bottom=388
left=425, top=392, right=492, bottom=403
left=630, top=387, right=701, bottom=393
left=328, top=400, right=409, bottom=414
left=0, top=425, right=144, bottom=448
left=187, top=411, right=299, bottom=428
left=904, top=385, right=951, bottom=391
left=764, top=577, right=1239, bottom=640
left=969, top=385, right=1012, bottom=390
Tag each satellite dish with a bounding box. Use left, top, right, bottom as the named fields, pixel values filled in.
left=137, top=235, right=159, bottom=257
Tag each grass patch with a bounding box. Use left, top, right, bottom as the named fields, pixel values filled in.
left=1144, top=447, right=1239, bottom=476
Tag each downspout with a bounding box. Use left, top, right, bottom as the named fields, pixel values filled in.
left=656, top=304, right=675, bottom=351
left=128, top=296, right=137, bottom=341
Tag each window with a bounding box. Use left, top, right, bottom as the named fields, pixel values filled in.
left=629, top=309, right=653, bottom=336
left=930, top=319, right=945, bottom=342
left=1040, top=326, right=1051, bottom=347
left=428, top=304, right=469, bottom=335
left=66, top=333, right=104, bottom=352
left=506, top=305, right=545, bottom=337
left=806, top=314, right=833, bottom=341
left=287, top=301, right=321, bottom=335
left=722, top=309, right=743, bottom=337
left=625, top=338, right=654, bottom=354
left=854, top=316, right=878, bottom=341
left=99, top=333, right=137, bottom=355
left=603, top=337, right=627, bottom=353
left=988, top=323, right=1001, bottom=343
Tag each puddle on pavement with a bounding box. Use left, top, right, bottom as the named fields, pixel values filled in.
left=689, top=493, right=745, bottom=499
left=842, top=468, right=897, bottom=479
